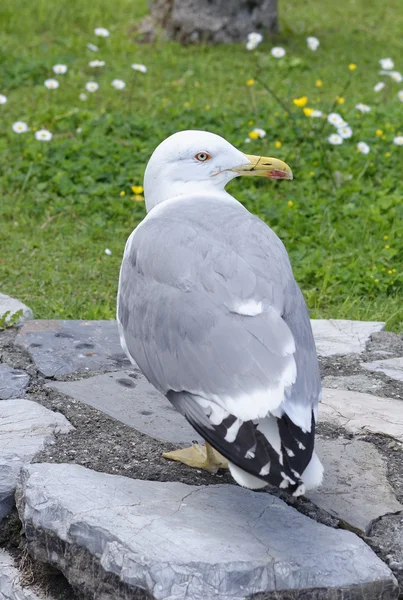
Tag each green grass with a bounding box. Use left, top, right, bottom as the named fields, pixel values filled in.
left=0, top=0, right=402, bottom=329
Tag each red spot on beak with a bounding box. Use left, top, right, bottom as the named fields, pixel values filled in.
left=266, top=170, right=290, bottom=179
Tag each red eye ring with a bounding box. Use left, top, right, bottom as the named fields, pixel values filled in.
left=195, top=151, right=211, bottom=162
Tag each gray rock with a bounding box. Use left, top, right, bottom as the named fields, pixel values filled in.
left=15, top=320, right=130, bottom=377
left=17, top=463, right=398, bottom=600
left=321, top=374, right=383, bottom=394
left=0, top=294, right=33, bottom=326
left=368, top=513, right=403, bottom=588
left=311, top=319, right=385, bottom=357
left=362, top=357, right=403, bottom=383
left=0, top=549, right=45, bottom=600
left=308, top=437, right=403, bottom=533
left=47, top=370, right=201, bottom=445
left=0, top=364, right=29, bottom=400
left=320, top=388, right=403, bottom=442
left=0, top=399, right=73, bottom=520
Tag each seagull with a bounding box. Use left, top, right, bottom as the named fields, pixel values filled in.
left=117, top=130, right=323, bottom=496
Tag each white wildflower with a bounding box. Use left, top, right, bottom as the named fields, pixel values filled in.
left=327, top=112, right=346, bottom=127
left=87, top=43, right=99, bottom=52
left=338, top=125, right=353, bottom=139
left=89, top=59, right=105, bottom=67
left=271, top=47, right=286, bottom=58
left=44, top=78, right=59, bottom=89
left=309, top=109, right=323, bottom=117
left=105, top=248, right=112, bottom=256
left=398, top=90, right=403, bottom=102
left=328, top=133, right=343, bottom=145
left=76, top=127, right=82, bottom=134
left=244, top=137, right=251, bottom=144
left=374, top=82, right=385, bottom=92
left=111, top=79, right=126, bottom=89
left=79, top=93, right=87, bottom=101
left=357, top=141, right=370, bottom=154
left=85, top=81, right=99, bottom=92
left=393, top=136, right=403, bottom=146
left=94, top=27, right=110, bottom=37
left=35, top=129, right=52, bottom=141
left=355, top=103, right=371, bottom=113
left=12, top=121, right=28, bottom=134
left=253, top=128, right=266, bottom=138
left=246, top=32, right=263, bottom=50
left=307, top=36, right=320, bottom=51
left=131, top=63, right=147, bottom=73
left=52, top=64, right=67, bottom=74
left=380, top=70, right=403, bottom=83
left=379, top=58, right=394, bottom=70
left=0, top=94, right=7, bottom=104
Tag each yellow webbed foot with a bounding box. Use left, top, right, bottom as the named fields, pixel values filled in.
left=163, top=442, right=228, bottom=474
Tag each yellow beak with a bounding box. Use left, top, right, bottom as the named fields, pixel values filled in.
left=232, top=154, right=293, bottom=180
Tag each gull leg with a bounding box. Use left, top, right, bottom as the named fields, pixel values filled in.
left=162, top=442, right=228, bottom=474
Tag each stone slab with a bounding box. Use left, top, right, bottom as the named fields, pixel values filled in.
left=0, top=399, right=73, bottom=520
left=0, top=549, right=46, bottom=600
left=15, top=320, right=130, bottom=377
left=308, top=437, right=403, bottom=533
left=362, top=357, right=403, bottom=383
left=321, top=374, right=383, bottom=394
left=0, top=364, right=29, bottom=400
left=320, top=388, right=403, bottom=442
left=46, top=370, right=202, bottom=445
left=17, top=463, right=398, bottom=600
left=0, top=294, right=33, bottom=326
left=311, top=319, right=385, bottom=357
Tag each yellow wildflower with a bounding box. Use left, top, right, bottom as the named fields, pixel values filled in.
left=383, top=235, right=389, bottom=240
left=184, top=101, right=190, bottom=108
left=131, top=185, right=144, bottom=195
left=336, top=96, right=345, bottom=104
left=293, top=96, right=308, bottom=107
left=287, top=200, right=294, bottom=207
left=131, top=195, right=144, bottom=202
left=385, top=245, right=390, bottom=249
left=248, top=131, right=259, bottom=140
left=385, top=152, right=391, bottom=157
left=315, top=80, right=323, bottom=87
left=37, top=153, right=42, bottom=158
left=303, top=107, right=315, bottom=116
left=119, top=191, right=126, bottom=197
left=376, top=129, right=383, bottom=137
left=246, top=78, right=255, bottom=86
left=275, top=140, right=282, bottom=148
left=248, top=120, right=254, bottom=126
left=388, top=270, right=393, bottom=275
left=349, top=63, right=357, bottom=71
left=309, top=171, right=315, bottom=177
left=205, top=105, right=211, bottom=111
left=375, top=279, right=379, bottom=283
left=392, top=269, right=396, bottom=273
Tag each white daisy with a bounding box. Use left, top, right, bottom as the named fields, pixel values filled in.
left=253, top=127, right=266, bottom=138
left=105, top=248, right=112, bottom=255
left=246, top=32, right=263, bottom=50
left=393, top=136, right=403, bottom=146
left=307, top=36, right=320, bottom=51
left=87, top=43, right=99, bottom=52
left=85, top=81, right=99, bottom=92
left=328, top=133, right=343, bottom=145
left=398, top=90, right=403, bottom=102
left=89, top=60, right=105, bottom=67
left=35, top=129, right=52, bottom=141
left=380, top=70, right=403, bottom=82
left=52, top=64, right=67, bottom=74
left=94, top=27, right=110, bottom=37
left=357, top=141, right=370, bottom=154
left=244, top=137, right=251, bottom=144
left=309, top=109, right=323, bottom=117
left=379, top=58, right=394, bottom=70
left=374, top=82, right=385, bottom=92
left=131, top=63, right=147, bottom=73
left=271, top=46, right=286, bottom=58
left=12, top=121, right=28, bottom=134
left=338, top=125, right=353, bottom=139
left=355, top=103, right=371, bottom=113
left=111, top=79, right=126, bottom=89
left=79, top=93, right=87, bottom=101
left=0, top=94, right=7, bottom=104
left=327, top=112, right=346, bottom=127
left=44, top=78, right=59, bottom=89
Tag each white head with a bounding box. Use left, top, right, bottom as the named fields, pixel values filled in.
left=143, top=130, right=293, bottom=212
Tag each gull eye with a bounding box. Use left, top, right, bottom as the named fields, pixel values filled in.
left=195, top=151, right=211, bottom=162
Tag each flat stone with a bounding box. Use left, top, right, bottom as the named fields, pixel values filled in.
left=15, top=320, right=130, bottom=377
left=321, top=374, right=383, bottom=393
left=308, top=437, right=403, bottom=533
left=17, top=463, right=398, bottom=600
left=0, top=549, right=46, bottom=600
left=368, top=513, right=403, bottom=588
left=0, top=293, right=33, bottom=326
left=0, top=399, right=73, bottom=520
left=0, top=364, right=29, bottom=400
left=311, top=319, right=385, bottom=357
left=362, top=357, right=403, bottom=383
left=320, top=388, right=403, bottom=442
left=47, top=369, right=201, bottom=445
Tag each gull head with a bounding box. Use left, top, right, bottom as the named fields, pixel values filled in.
left=143, top=130, right=292, bottom=212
